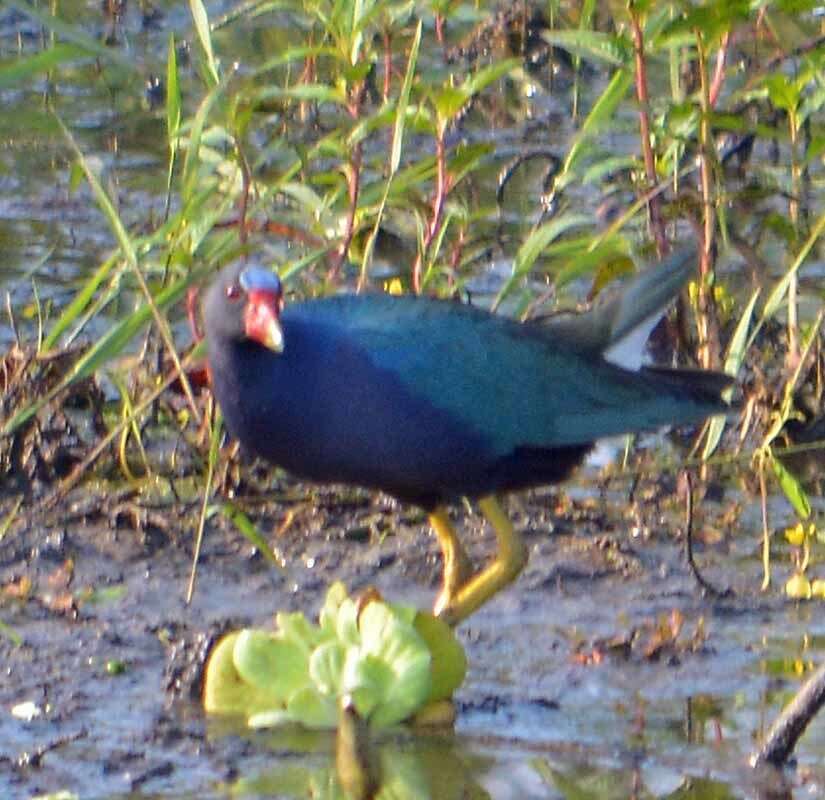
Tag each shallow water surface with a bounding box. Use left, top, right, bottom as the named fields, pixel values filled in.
left=2, top=479, right=824, bottom=798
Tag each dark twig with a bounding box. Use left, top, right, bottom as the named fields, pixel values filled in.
left=39, top=355, right=199, bottom=512
left=751, top=660, right=825, bottom=768
left=496, top=149, right=561, bottom=208
left=680, top=470, right=733, bottom=597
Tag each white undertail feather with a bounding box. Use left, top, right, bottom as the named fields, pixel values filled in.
left=602, top=309, right=667, bottom=370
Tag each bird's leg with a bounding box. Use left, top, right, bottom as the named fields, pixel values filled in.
left=429, top=507, right=475, bottom=619
left=436, top=495, right=528, bottom=627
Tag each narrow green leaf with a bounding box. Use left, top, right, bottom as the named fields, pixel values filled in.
left=182, top=83, right=226, bottom=197
left=347, top=103, right=396, bottom=148
left=2, top=273, right=194, bottom=436
left=357, top=20, right=422, bottom=287
left=391, top=18, right=422, bottom=174
left=661, top=1, right=751, bottom=43
left=348, top=0, right=366, bottom=63
left=220, top=502, right=287, bottom=570
left=56, top=116, right=137, bottom=267
left=770, top=454, right=811, bottom=520
left=494, top=214, right=592, bottom=306
left=582, top=155, right=638, bottom=184
left=724, top=286, right=760, bottom=375
left=0, top=619, right=23, bottom=647
left=0, top=497, right=23, bottom=544
left=552, top=239, right=626, bottom=289
left=59, top=115, right=201, bottom=416
left=542, top=30, right=631, bottom=66
left=279, top=182, right=326, bottom=215
left=6, top=1, right=138, bottom=71
left=433, top=86, right=467, bottom=121
left=557, top=69, right=633, bottom=189
left=756, top=209, right=825, bottom=332
left=253, top=46, right=344, bottom=76
left=189, top=0, right=219, bottom=85
left=448, top=141, right=494, bottom=186
left=513, top=213, right=592, bottom=277
left=765, top=74, right=800, bottom=113
left=0, top=43, right=88, bottom=88
left=166, top=33, right=181, bottom=141
left=279, top=247, right=331, bottom=282
left=461, top=57, right=520, bottom=97
left=253, top=83, right=347, bottom=104
left=703, top=288, right=759, bottom=459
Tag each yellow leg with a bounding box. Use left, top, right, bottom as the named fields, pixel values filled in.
left=429, top=507, right=475, bottom=618
left=436, top=495, right=528, bottom=627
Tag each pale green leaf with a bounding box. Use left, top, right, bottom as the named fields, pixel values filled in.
left=542, top=29, right=631, bottom=66
left=189, top=0, right=219, bottom=85
left=233, top=629, right=311, bottom=701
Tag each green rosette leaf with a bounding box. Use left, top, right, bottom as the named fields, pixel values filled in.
left=351, top=602, right=432, bottom=727
left=203, top=632, right=285, bottom=715
left=232, top=629, right=311, bottom=703
left=413, top=612, right=467, bottom=703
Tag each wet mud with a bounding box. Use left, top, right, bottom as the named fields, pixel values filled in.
left=3, top=472, right=825, bottom=798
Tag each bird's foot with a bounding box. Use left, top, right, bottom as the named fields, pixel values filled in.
left=429, top=507, right=475, bottom=620
left=434, top=496, right=528, bottom=627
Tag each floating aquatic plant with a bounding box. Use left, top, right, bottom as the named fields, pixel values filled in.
left=203, top=582, right=466, bottom=729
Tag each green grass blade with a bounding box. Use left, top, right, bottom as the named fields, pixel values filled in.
left=757, top=210, right=825, bottom=330
left=542, top=30, right=631, bottom=67
left=56, top=116, right=138, bottom=266
left=494, top=213, right=592, bottom=306
left=167, top=33, right=182, bottom=142
left=2, top=272, right=198, bottom=436
left=189, top=0, right=220, bottom=85
left=6, top=1, right=139, bottom=71
left=770, top=453, right=811, bottom=520
left=703, top=288, right=760, bottom=459
left=390, top=18, right=421, bottom=174
left=221, top=502, right=288, bottom=571
left=42, top=254, right=120, bottom=350
left=0, top=43, right=88, bottom=87
left=556, top=68, right=633, bottom=190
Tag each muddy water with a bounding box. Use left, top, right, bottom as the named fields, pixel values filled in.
left=2, top=474, right=824, bottom=798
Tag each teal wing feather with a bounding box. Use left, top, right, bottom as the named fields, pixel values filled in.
left=294, top=295, right=718, bottom=455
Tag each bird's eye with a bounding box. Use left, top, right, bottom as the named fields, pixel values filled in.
left=225, top=284, right=242, bottom=301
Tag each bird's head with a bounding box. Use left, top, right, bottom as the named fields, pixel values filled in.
left=204, top=264, right=285, bottom=353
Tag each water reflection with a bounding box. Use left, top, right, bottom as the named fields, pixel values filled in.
left=207, top=714, right=788, bottom=800
left=221, top=722, right=492, bottom=800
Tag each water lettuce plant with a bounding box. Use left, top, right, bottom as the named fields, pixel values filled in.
left=203, top=582, right=466, bottom=729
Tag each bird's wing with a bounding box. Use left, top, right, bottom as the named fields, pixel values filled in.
left=303, top=295, right=722, bottom=455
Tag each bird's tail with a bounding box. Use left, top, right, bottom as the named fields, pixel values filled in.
left=541, top=248, right=696, bottom=370
left=640, top=365, right=735, bottom=411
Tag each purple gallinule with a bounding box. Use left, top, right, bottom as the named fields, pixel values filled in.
left=204, top=249, right=729, bottom=625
